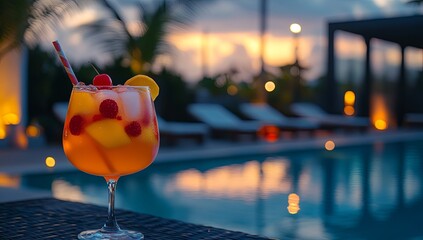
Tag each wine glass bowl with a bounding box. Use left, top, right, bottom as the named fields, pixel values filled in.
left=62, top=84, right=159, bottom=239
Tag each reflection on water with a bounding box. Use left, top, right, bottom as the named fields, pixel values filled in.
left=21, top=140, right=423, bottom=239
left=0, top=173, right=20, bottom=188
left=52, top=179, right=85, bottom=202
left=172, top=159, right=291, bottom=201
left=287, top=193, right=300, bottom=214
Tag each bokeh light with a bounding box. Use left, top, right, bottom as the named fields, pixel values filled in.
left=374, top=119, right=387, bottom=130
left=288, top=193, right=300, bottom=204
left=0, top=174, right=20, bottom=187
left=258, top=125, right=280, bottom=142
left=325, top=140, right=335, bottom=151
left=45, top=157, right=56, bottom=168
left=227, top=85, right=238, bottom=95
left=26, top=125, right=40, bottom=137
left=344, top=106, right=355, bottom=116
left=344, top=91, right=355, bottom=105
left=290, top=23, right=302, bottom=34
left=3, top=113, right=19, bottom=125
left=264, top=81, right=276, bottom=92
left=0, top=128, right=6, bottom=140
left=287, top=193, right=300, bottom=214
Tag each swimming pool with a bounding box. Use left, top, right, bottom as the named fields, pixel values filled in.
left=20, top=139, right=423, bottom=239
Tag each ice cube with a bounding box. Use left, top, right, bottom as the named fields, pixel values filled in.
left=119, top=91, right=141, bottom=121
left=140, top=92, right=153, bottom=125
left=95, top=89, right=119, bottom=102
left=113, top=86, right=128, bottom=93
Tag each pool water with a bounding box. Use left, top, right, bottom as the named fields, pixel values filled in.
left=21, top=140, right=423, bottom=239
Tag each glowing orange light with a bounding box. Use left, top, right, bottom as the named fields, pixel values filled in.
left=288, top=193, right=300, bottom=204
left=287, top=193, right=301, bottom=214
left=344, top=91, right=355, bottom=116
left=374, top=119, right=387, bottom=130
left=264, top=81, right=276, bottom=92
left=26, top=125, right=40, bottom=137
left=0, top=174, right=20, bottom=188
left=287, top=204, right=300, bottom=214
left=258, top=125, right=280, bottom=142
left=344, top=106, right=355, bottom=116
left=15, top=127, right=28, bottom=149
left=325, top=140, right=335, bottom=151
left=227, top=85, right=238, bottom=95
left=45, top=157, right=56, bottom=168
left=3, top=113, right=19, bottom=125
left=344, top=91, right=355, bottom=105
left=0, top=128, right=6, bottom=140
left=371, top=94, right=389, bottom=130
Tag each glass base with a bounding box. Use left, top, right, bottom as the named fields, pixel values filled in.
left=78, top=229, right=144, bottom=240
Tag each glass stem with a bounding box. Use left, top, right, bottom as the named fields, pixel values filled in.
left=102, top=179, right=120, bottom=232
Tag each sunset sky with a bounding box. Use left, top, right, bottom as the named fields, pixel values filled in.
left=48, top=0, right=422, bottom=83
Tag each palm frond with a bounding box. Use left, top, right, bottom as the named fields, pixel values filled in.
left=25, top=0, right=82, bottom=45
left=76, top=0, right=207, bottom=70
left=0, top=0, right=83, bottom=58
left=136, top=1, right=171, bottom=64
left=0, top=0, right=30, bottom=57
left=96, top=0, right=132, bottom=39
left=135, top=0, right=206, bottom=64
left=78, top=19, right=128, bottom=57
left=166, top=1, right=208, bottom=36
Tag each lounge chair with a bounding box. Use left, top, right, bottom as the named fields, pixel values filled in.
left=157, top=116, right=209, bottom=145
left=290, top=102, right=369, bottom=130
left=405, top=113, right=423, bottom=128
left=52, top=102, right=208, bottom=145
left=187, top=103, right=263, bottom=141
left=240, top=103, right=319, bottom=133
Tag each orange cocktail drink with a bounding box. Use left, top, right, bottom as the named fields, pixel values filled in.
left=53, top=39, right=160, bottom=239
left=63, top=85, right=159, bottom=180
left=61, top=74, right=160, bottom=240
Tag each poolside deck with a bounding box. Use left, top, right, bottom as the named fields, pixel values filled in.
left=1, top=128, right=423, bottom=203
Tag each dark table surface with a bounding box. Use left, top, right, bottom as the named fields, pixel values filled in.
left=0, top=198, right=273, bottom=240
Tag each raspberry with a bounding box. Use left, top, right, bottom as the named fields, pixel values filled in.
left=69, top=115, right=84, bottom=135
left=99, top=99, right=118, bottom=118
left=125, top=121, right=142, bottom=137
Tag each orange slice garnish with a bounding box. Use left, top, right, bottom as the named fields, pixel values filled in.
left=124, top=75, right=159, bottom=100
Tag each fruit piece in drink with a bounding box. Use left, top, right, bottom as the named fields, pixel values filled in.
left=85, top=119, right=131, bottom=148
left=124, top=75, right=159, bottom=100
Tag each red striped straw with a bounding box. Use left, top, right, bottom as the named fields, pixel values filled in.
left=52, top=40, right=79, bottom=85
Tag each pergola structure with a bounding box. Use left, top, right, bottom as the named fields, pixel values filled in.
left=326, top=14, right=423, bottom=126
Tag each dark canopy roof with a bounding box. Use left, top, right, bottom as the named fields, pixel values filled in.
left=328, top=14, right=423, bottom=49
left=325, top=14, right=423, bottom=124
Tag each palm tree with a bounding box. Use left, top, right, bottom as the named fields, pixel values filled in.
left=1, top=0, right=206, bottom=69
left=80, top=0, right=207, bottom=74
left=0, top=0, right=82, bottom=59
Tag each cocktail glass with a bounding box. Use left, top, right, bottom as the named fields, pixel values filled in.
left=63, top=84, right=159, bottom=239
